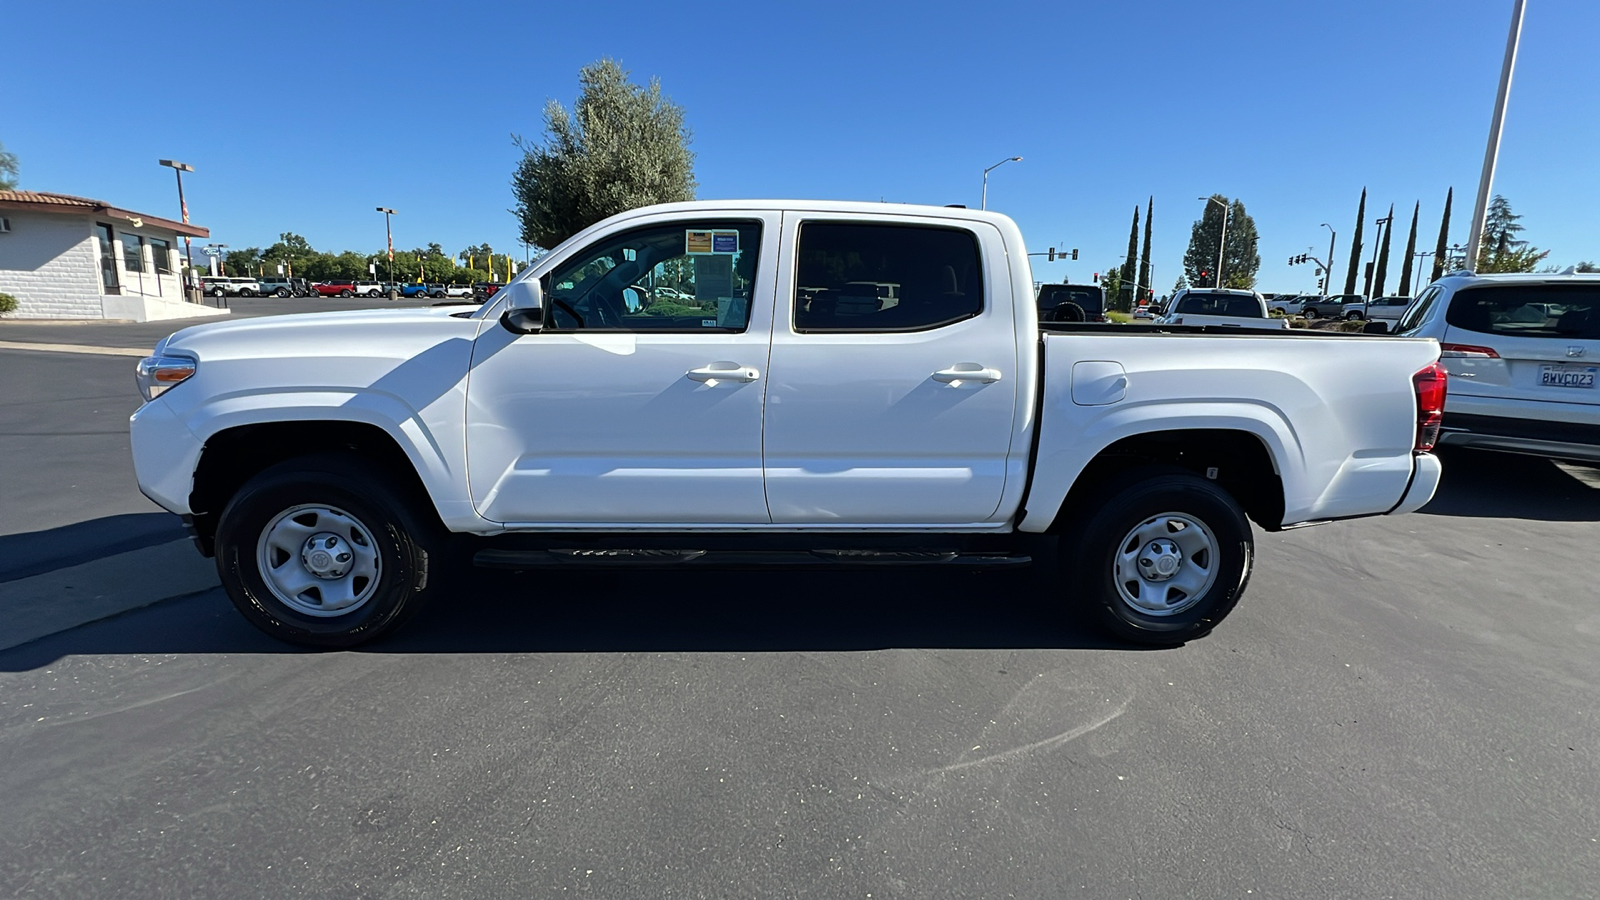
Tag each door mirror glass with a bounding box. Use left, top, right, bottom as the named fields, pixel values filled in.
left=499, top=280, right=545, bottom=334
left=1362, top=319, right=1390, bottom=335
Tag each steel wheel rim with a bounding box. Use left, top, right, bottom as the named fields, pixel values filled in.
left=256, top=503, right=381, bottom=617
left=1112, top=512, right=1220, bottom=617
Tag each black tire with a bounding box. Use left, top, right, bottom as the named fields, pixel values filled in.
left=214, top=455, right=444, bottom=648
left=1063, top=471, right=1253, bottom=645
left=1345, top=310, right=1364, bottom=320
left=275, top=287, right=291, bottom=298
left=208, top=287, right=223, bottom=297
left=1048, top=301, right=1087, bottom=323
left=238, top=288, right=255, bottom=298
left=1302, top=307, right=1318, bottom=319
left=340, top=289, right=353, bottom=298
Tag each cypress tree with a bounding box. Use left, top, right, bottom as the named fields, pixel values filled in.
left=1431, top=187, right=1452, bottom=282
left=1120, top=206, right=1139, bottom=310
left=1137, top=196, right=1153, bottom=304
left=1397, top=201, right=1420, bottom=296
left=1372, top=203, right=1395, bottom=298
left=1344, top=188, right=1366, bottom=296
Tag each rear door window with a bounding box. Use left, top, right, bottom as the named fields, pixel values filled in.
left=794, top=223, right=983, bottom=332
left=1444, top=284, right=1600, bottom=339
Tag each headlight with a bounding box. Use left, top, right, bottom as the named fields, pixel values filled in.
left=135, top=354, right=197, bottom=402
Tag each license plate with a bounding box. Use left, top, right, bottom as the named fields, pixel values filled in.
left=1539, top=364, right=1597, bottom=389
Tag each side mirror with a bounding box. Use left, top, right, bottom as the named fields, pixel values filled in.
left=1362, top=320, right=1390, bottom=335
left=498, top=280, right=544, bottom=334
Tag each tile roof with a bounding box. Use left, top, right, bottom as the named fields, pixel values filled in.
left=0, top=190, right=210, bottom=238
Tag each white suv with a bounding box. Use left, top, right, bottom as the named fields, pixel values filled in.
left=1393, top=271, right=1600, bottom=461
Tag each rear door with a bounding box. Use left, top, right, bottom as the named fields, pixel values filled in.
left=1441, top=282, right=1600, bottom=412
left=761, top=214, right=1020, bottom=526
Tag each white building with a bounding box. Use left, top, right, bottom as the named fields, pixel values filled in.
left=0, top=190, right=227, bottom=322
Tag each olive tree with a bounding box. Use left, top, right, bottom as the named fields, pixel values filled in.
left=511, top=59, right=696, bottom=250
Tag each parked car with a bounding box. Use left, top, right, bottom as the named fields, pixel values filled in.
left=1158, top=288, right=1288, bottom=329
left=1365, top=295, right=1416, bottom=323
left=353, top=281, right=387, bottom=298
left=473, top=282, right=502, bottom=301
left=1301, top=294, right=1367, bottom=319
left=1388, top=271, right=1598, bottom=462
left=1266, top=293, right=1313, bottom=315
left=1036, top=283, right=1106, bottom=323
left=200, top=276, right=261, bottom=298
left=257, top=277, right=313, bottom=298
left=398, top=283, right=434, bottom=298
left=131, top=199, right=1444, bottom=649
left=442, top=284, right=475, bottom=299
left=313, top=280, right=357, bottom=298
left=1133, top=305, right=1155, bottom=320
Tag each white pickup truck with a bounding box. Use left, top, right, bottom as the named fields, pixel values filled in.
left=131, top=200, right=1446, bottom=648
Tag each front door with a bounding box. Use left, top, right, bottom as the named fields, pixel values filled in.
left=465, top=215, right=777, bottom=526
left=762, top=215, right=1021, bottom=526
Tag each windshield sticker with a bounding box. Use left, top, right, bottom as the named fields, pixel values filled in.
left=686, top=230, right=714, bottom=254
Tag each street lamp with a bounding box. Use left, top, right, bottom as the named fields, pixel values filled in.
left=1319, top=223, right=1336, bottom=295
left=159, top=160, right=195, bottom=294
left=981, top=156, right=1022, bottom=210
left=376, top=207, right=397, bottom=288
left=1200, top=196, right=1230, bottom=288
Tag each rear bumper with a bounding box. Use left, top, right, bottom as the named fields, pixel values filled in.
left=1386, top=453, right=1442, bottom=516
left=1438, top=412, right=1600, bottom=462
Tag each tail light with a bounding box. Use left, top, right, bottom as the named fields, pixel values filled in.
left=1412, top=361, right=1448, bottom=452
left=1439, top=343, right=1499, bottom=358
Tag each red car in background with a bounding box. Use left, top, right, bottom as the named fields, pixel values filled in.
left=313, top=280, right=357, bottom=297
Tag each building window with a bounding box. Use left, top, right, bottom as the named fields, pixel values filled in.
left=97, top=223, right=120, bottom=292
left=121, top=233, right=146, bottom=273
left=149, top=237, right=172, bottom=275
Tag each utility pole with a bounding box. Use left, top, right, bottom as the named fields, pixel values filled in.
left=1200, top=197, right=1230, bottom=287
left=1320, top=223, right=1336, bottom=295
left=1364, top=213, right=1392, bottom=298
left=376, top=207, right=397, bottom=295
left=159, top=160, right=195, bottom=299
left=1465, top=0, right=1526, bottom=273
left=980, top=156, right=1022, bottom=210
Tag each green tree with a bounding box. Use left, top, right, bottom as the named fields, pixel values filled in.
left=1396, top=201, right=1420, bottom=297
left=1100, top=265, right=1122, bottom=309
left=1431, top=187, right=1452, bottom=282
left=1577, top=261, right=1598, bottom=273
left=1116, top=205, right=1139, bottom=311
left=0, top=141, right=17, bottom=190
left=1137, top=196, right=1153, bottom=305
left=1344, top=188, right=1366, bottom=296
left=511, top=58, right=696, bottom=250
left=1476, top=194, right=1549, bottom=273
left=1182, top=195, right=1259, bottom=289
left=1371, top=203, right=1395, bottom=297
left=225, top=247, right=262, bottom=277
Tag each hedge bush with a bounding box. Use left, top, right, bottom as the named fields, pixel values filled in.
left=0, top=291, right=18, bottom=315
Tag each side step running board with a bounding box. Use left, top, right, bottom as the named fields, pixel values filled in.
left=473, top=548, right=1032, bottom=570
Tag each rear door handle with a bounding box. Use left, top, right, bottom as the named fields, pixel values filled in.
left=932, top=364, right=1002, bottom=385
left=687, top=363, right=760, bottom=384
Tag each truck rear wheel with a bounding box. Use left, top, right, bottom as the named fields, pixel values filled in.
left=1065, top=472, right=1252, bottom=645
left=214, top=455, right=442, bottom=648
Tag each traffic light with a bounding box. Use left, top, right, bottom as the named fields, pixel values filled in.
left=1092, top=272, right=1100, bottom=283
left=1071, top=248, right=1078, bottom=260
left=1048, top=247, right=1055, bottom=262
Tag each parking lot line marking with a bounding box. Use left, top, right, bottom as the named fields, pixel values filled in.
left=0, top=340, right=149, bottom=358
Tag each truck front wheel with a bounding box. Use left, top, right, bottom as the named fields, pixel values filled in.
left=1066, top=472, right=1253, bottom=645
left=214, top=456, right=442, bottom=648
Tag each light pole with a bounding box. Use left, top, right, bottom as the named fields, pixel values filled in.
left=1412, top=250, right=1437, bottom=294
left=1319, top=223, right=1337, bottom=295
left=981, top=156, right=1022, bottom=210
left=1365, top=213, right=1393, bottom=298
left=159, top=159, right=195, bottom=296
left=376, top=207, right=397, bottom=290
left=1200, top=196, right=1230, bottom=287
left=1465, top=0, right=1526, bottom=274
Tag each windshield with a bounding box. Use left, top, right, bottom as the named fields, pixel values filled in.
left=1174, top=293, right=1263, bottom=317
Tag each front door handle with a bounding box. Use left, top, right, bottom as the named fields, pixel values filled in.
left=687, top=363, right=760, bottom=384
left=932, top=364, right=1002, bottom=385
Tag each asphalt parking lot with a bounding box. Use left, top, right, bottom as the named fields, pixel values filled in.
left=1, top=301, right=1597, bottom=898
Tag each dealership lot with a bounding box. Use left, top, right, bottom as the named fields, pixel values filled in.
left=1, top=302, right=1597, bottom=898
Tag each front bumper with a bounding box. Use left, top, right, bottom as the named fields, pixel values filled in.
left=129, top=398, right=203, bottom=515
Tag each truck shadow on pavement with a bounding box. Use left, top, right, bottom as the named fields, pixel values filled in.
left=1420, top=448, right=1600, bottom=522
left=0, top=543, right=1141, bottom=671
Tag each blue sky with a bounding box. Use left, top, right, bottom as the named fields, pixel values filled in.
left=5, top=0, right=1596, bottom=291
